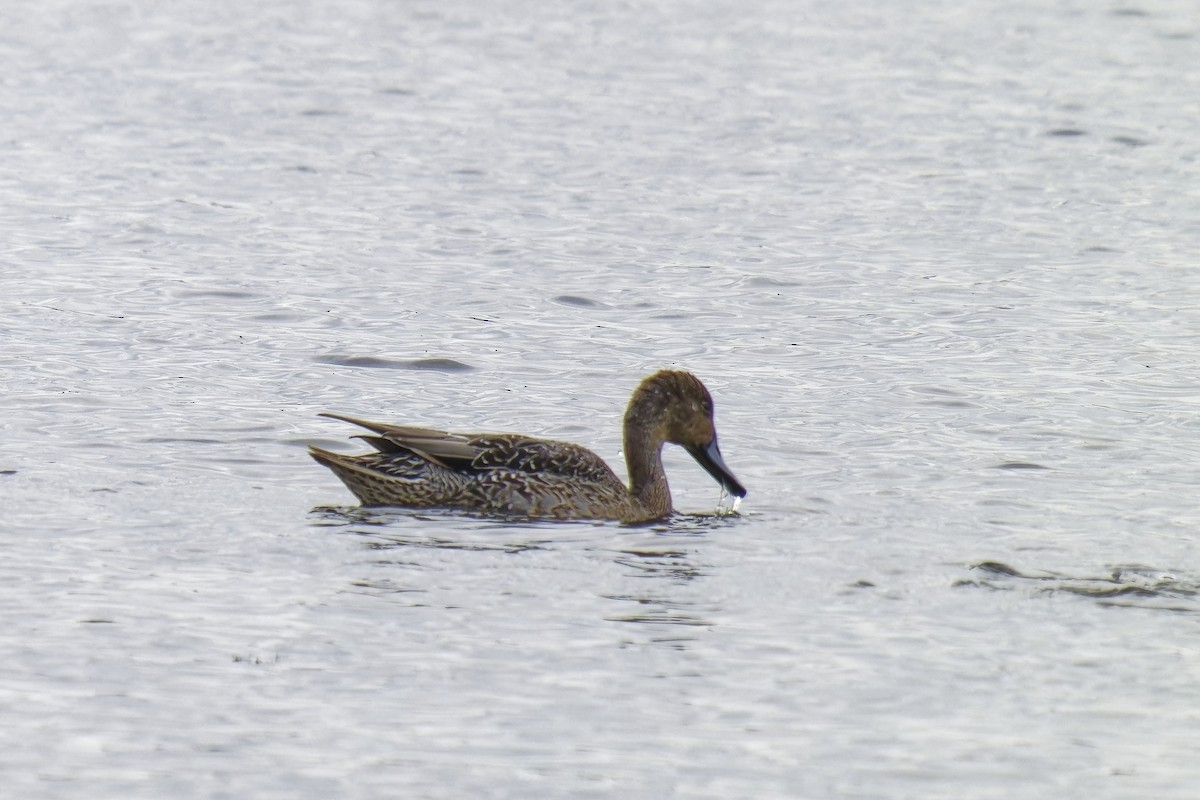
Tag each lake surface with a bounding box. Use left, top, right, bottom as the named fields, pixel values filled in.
left=4, top=0, right=1200, bottom=796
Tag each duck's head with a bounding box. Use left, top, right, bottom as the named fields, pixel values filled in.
left=627, top=370, right=747, bottom=498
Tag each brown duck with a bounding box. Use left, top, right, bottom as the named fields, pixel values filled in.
left=309, top=370, right=746, bottom=523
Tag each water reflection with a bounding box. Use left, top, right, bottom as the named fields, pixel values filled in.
left=310, top=505, right=744, bottom=546
left=598, top=515, right=741, bottom=635
left=612, top=547, right=708, bottom=581
left=311, top=506, right=743, bottom=639
left=343, top=576, right=429, bottom=603
left=310, top=505, right=567, bottom=553
left=958, top=560, right=1200, bottom=613
left=603, top=547, right=714, bottom=632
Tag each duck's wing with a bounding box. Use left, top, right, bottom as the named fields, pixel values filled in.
left=318, top=413, right=479, bottom=468
left=463, top=434, right=623, bottom=485
left=319, top=413, right=622, bottom=484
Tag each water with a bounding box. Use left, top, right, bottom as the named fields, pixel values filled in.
left=4, top=0, right=1200, bottom=796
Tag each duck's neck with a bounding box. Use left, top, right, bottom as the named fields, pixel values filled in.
left=623, top=421, right=671, bottom=521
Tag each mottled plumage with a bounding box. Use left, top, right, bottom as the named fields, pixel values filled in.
left=309, top=370, right=746, bottom=523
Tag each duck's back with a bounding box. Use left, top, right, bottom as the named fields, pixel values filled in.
left=311, top=417, right=630, bottom=519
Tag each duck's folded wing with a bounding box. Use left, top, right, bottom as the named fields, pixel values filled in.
left=467, top=435, right=622, bottom=485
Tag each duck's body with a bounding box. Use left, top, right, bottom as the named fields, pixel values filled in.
left=309, top=370, right=746, bottom=523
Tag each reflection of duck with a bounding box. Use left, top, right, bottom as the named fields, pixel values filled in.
left=309, top=370, right=746, bottom=523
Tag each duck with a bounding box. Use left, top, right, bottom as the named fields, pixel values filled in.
left=308, top=369, right=746, bottom=523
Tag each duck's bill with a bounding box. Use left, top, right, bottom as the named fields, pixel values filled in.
left=686, top=437, right=747, bottom=498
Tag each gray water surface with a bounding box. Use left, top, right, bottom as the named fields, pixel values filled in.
left=4, top=0, right=1200, bottom=797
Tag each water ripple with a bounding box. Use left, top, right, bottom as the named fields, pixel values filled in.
left=960, top=561, right=1200, bottom=613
